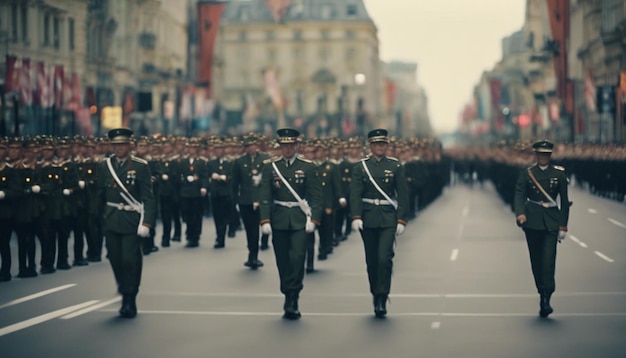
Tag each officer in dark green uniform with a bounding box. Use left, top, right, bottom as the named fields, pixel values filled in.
left=0, top=140, right=19, bottom=281
left=350, top=129, right=409, bottom=318
left=207, top=138, right=235, bottom=249
left=97, top=128, right=157, bottom=318
left=232, top=133, right=269, bottom=268
left=514, top=139, right=569, bottom=318
left=259, top=128, right=323, bottom=320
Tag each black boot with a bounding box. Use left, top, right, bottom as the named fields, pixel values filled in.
left=119, top=294, right=137, bottom=318
left=539, top=293, right=553, bottom=318
left=374, top=295, right=387, bottom=318
left=283, top=292, right=301, bottom=320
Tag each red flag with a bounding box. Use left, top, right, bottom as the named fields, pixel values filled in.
left=54, top=66, right=65, bottom=109
left=265, top=0, right=292, bottom=22
left=66, top=73, right=81, bottom=111
left=197, top=1, right=226, bottom=98
left=19, top=58, right=33, bottom=106
left=4, top=55, right=18, bottom=93
left=35, top=62, right=53, bottom=108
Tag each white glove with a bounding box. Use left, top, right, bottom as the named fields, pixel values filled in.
left=0, top=190, right=5, bottom=200
left=78, top=180, right=85, bottom=189
left=219, top=174, right=227, bottom=181
left=62, top=189, right=71, bottom=196
left=252, top=202, right=259, bottom=210
left=187, top=175, right=195, bottom=183
left=200, top=188, right=207, bottom=197
left=31, top=185, right=41, bottom=194
left=211, top=173, right=220, bottom=180
left=305, top=218, right=316, bottom=233
left=252, top=174, right=262, bottom=186
left=558, top=230, right=567, bottom=243
left=261, top=223, right=272, bottom=235
left=352, top=219, right=363, bottom=231
left=137, top=225, right=150, bottom=238
left=396, top=223, right=405, bottom=236
left=338, top=198, right=347, bottom=207
left=161, top=174, right=169, bottom=181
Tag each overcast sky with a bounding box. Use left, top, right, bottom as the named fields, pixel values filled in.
left=364, top=0, right=526, bottom=134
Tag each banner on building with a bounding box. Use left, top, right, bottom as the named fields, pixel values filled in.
left=19, top=58, right=33, bottom=106
left=585, top=70, right=596, bottom=112
left=266, top=0, right=292, bottom=22
left=66, top=73, right=82, bottom=111
left=384, top=79, right=397, bottom=113
left=4, top=55, right=18, bottom=94
left=102, top=106, right=123, bottom=129
left=264, top=67, right=283, bottom=110
left=53, top=66, right=65, bottom=109
left=197, top=0, right=226, bottom=98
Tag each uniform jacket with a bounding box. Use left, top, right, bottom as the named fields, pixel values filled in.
left=350, top=156, right=409, bottom=228
left=317, top=160, right=343, bottom=213
left=97, top=155, right=157, bottom=234
left=207, top=157, right=234, bottom=198
left=259, top=156, right=323, bottom=230
left=0, top=163, right=19, bottom=220
left=232, top=152, right=269, bottom=205
left=13, top=162, right=45, bottom=224
left=156, top=156, right=181, bottom=199
left=514, top=164, right=569, bottom=231
left=178, top=157, right=208, bottom=198
left=39, top=159, right=79, bottom=219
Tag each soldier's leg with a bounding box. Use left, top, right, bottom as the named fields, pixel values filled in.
left=537, top=230, right=558, bottom=294
left=172, top=198, right=182, bottom=240
left=160, top=196, right=173, bottom=246
left=375, top=227, right=396, bottom=295
left=305, top=231, right=315, bottom=271
left=119, top=232, right=143, bottom=295
left=318, top=212, right=333, bottom=258
left=272, top=229, right=291, bottom=294
left=524, top=229, right=544, bottom=292
left=73, top=212, right=88, bottom=265
left=286, top=229, right=307, bottom=294
left=240, top=205, right=260, bottom=264
left=105, top=231, right=124, bottom=291
left=360, top=228, right=380, bottom=295
left=56, top=217, right=72, bottom=269
left=37, top=217, right=55, bottom=272
left=228, top=200, right=240, bottom=237
left=0, top=219, right=13, bottom=279
left=212, top=196, right=228, bottom=246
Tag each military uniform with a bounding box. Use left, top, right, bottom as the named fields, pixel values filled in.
left=207, top=144, right=235, bottom=248
left=232, top=134, right=269, bottom=268
left=350, top=129, right=409, bottom=318
left=259, top=128, right=323, bottom=319
left=315, top=156, right=343, bottom=260
left=156, top=150, right=181, bottom=247
left=179, top=142, right=208, bottom=247
left=0, top=146, right=19, bottom=281
left=97, top=128, right=157, bottom=318
left=514, top=139, right=569, bottom=318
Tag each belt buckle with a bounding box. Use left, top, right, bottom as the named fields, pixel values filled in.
left=287, top=202, right=292, bottom=208
left=374, top=199, right=380, bottom=205
left=542, top=202, right=550, bottom=208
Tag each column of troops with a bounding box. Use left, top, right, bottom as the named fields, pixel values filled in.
left=446, top=141, right=626, bottom=208
left=0, top=133, right=448, bottom=282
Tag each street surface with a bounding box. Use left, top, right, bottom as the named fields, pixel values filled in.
left=1, top=182, right=625, bottom=358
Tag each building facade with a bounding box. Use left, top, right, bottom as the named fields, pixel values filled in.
left=214, top=0, right=383, bottom=137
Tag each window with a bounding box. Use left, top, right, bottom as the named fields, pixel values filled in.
left=321, top=29, right=330, bottom=40
left=293, top=47, right=303, bottom=60
left=69, top=18, right=75, bottom=50
left=346, top=47, right=356, bottom=60
left=346, top=30, right=355, bottom=39
left=20, top=3, right=28, bottom=43
left=601, top=0, right=624, bottom=32
left=319, top=47, right=329, bottom=62
left=266, top=31, right=275, bottom=40
left=267, top=48, right=276, bottom=61
left=239, top=31, right=247, bottom=41
left=238, top=6, right=250, bottom=21
left=43, top=13, right=50, bottom=45
left=347, top=4, right=358, bottom=16
left=53, top=17, right=61, bottom=49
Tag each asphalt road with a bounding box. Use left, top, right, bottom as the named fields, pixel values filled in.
left=1, top=182, right=625, bottom=358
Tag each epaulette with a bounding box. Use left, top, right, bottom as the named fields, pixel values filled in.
left=553, top=165, right=565, bottom=171
left=387, top=156, right=399, bottom=161
left=131, top=155, right=148, bottom=165
left=296, top=155, right=313, bottom=164
left=263, top=156, right=280, bottom=165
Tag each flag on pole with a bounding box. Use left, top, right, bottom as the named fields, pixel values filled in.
left=19, top=58, right=33, bottom=106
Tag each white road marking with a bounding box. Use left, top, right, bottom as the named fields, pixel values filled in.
left=594, top=251, right=615, bottom=263
left=97, top=309, right=626, bottom=318
left=0, top=284, right=77, bottom=310
left=568, top=235, right=588, bottom=248
left=608, top=218, right=626, bottom=229
left=587, top=208, right=597, bottom=214
left=61, top=297, right=121, bottom=319
left=431, top=321, right=441, bottom=329
left=0, top=300, right=99, bottom=337
left=450, top=249, right=459, bottom=261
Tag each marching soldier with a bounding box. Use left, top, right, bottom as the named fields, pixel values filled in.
left=0, top=140, right=19, bottom=281
left=97, top=128, right=156, bottom=318
left=350, top=129, right=409, bottom=318
left=207, top=138, right=235, bottom=249
left=232, top=133, right=269, bottom=268
left=156, top=137, right=181, bottom=248
left=514, top=139, right=570, bottom=318
left=179, top=139, right=209, bottom=248
left=259, top=128, right=323, bottom=319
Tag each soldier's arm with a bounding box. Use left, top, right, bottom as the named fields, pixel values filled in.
left=258, top=163, right=272, bottom=224
left=394, top=163, right=409, bottom=225
left=305, top=163, right=323, bottom=225
left=231, top=158, right=241, bottom=199
left=513, top=168, right=528, bottom=218
left=350, top=161, right=364, bottom=220
left=558, top=170, right=570, bottom=230
left=137, top=161, right=157, bottom=228
left=332, top=164, right=344, bottom=202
